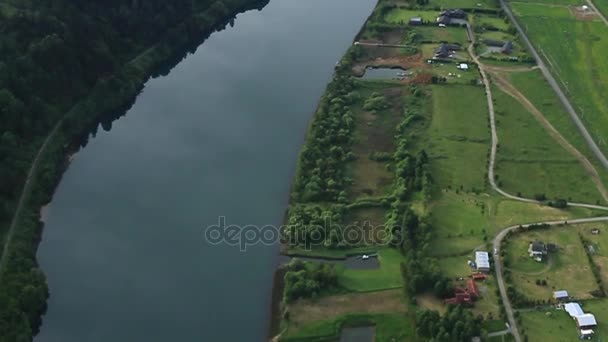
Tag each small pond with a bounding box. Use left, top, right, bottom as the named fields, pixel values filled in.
left=340, top=326, right=375, bottom=342
left=361, top=67, right=409, bottom=80
left=279, top=253, right=379, bottom=270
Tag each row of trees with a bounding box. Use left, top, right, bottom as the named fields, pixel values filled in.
left=0, top=0, right=269, bottom=340
left=416, top=305, right=484, bottom=341
left=283, top=260, right=339, bottom=302
left=282, top=205, right=345, bottom=248
left=292, top=76, right=359, bottom=202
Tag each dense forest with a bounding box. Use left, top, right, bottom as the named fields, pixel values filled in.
left=0, top=0, right=268, bottom=340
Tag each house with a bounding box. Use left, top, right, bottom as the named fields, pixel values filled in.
left=445, top=279, right=479, bottom=305
left=409, top=17, right=423, bottom=26
left=483, top=39, right=505, bottom=47
left=475, top=251, right=490, bottom=272
left=565, top=303, right=584, bottom=318
left=440, top=9, right=466, bottom=18
left=472, top=273, right=486, bottom=280
left=501, top=41, right=514, bottom=54
left=553, top=290, right=569, bottom=302
left=528, top=241, right=547, bottom=261
left=436, top=15, right=451, bottom=25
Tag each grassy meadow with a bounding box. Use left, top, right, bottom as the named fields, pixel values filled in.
left=492, top=85, right=604, bottom=203
left=504, top=226, right=598, bottom=300
left=512, top=2, right=608, bottom=160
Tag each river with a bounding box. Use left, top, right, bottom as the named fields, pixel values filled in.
left=35, top=0, right=375, bottom=341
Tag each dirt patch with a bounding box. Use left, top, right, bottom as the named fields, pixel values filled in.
left=416, top=292, right=447, bottom=314
left=287, top=289, right=406, bottom=329
left=352, top=51, right=428, bottom=77
left=570, top=6, right=598, bottom=21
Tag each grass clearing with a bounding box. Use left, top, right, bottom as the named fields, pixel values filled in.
left=287, top=289, right=407, bottom=329
left=426, top=85, right=489, bottom=191
left=384, top=8, right=439, bottom=23
left=415, top=26, right=470, bottom=45
left=492, top=85, right=603, bottom=203
left=338, top=248, right=405, bottom=291
left=504, top=226, right=598, bottom=300
left=513, top=10, right=608, bottom=161
left=282, top=312, right=415, bottom=342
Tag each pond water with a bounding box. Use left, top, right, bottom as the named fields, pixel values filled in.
left=340, top=326, right=375, bottom=342
left=361, top=67, right=409, bottom=80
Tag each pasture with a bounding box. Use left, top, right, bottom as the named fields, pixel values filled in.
left=415, top=26, right=470, bottom=45
left=492, top=85, right=604, bottom=203
left=503, top=226, right=598, bottom=300
left=520, top=299, right=608, bottom=342
left=426, top=85, right=489, bottom=191
left=337, top=247, right=406, bottom=292
left=506, top=70, right=608, bottom=186
left=513, top=6, right=608, bottom=161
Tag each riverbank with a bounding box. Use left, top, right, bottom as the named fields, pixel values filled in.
left=0, top=1, right=271, bottom=339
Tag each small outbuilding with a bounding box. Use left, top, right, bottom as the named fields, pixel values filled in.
left=409, top=17, right=423, bottom=26
left=501, top=41, right=514, bottom=54
left=457, top=63, right=469, bottom=70
left=553, top=290, right=569, bottom=302
left=475, top=251, right=490, bottom=273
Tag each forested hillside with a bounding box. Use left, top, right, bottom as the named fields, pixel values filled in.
left=0, top=0, right=267, bottom=340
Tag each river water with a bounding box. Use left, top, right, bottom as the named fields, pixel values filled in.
left=35, top=0, right=375, bottom=341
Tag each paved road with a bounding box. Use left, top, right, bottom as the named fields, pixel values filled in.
left=586, top=0, right=608, bottom=26
left=498, top=0, right=608, bottom=170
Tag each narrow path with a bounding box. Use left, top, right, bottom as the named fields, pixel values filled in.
left=489, top=71, right=608, bottom=203
left=488, top=328, right=511, bottom=338
left=586, top=0, right=608, bottom=26
left=354, top=41, right=415, bottom=49
left=499, top=0, right=608, bottom=171
left=0, top=119, right=64, bottom=280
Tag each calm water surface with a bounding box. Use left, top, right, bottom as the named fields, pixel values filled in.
left=35, top=0, right=375, bottom=341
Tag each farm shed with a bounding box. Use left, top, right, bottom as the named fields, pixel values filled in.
left=564, top=303, right=584, bottom=318
left=409, top=17, right=423, bottom=26
left=475, top=251, right=490, bottom=272
left=575, top=314, right=597, bottom=329
left=553, top=290, right=569, bottom=301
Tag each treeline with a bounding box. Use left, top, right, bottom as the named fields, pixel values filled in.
left=0, top=0, right=269, bottom=340
left=416, top=305, right=483, bottom=341
left=282, top=260, right=339, bottom=303
left=292, top=75, right=359, bottom=203
left=283, top=205, right=345, bottom=249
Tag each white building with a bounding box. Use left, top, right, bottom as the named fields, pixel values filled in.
left=475, top=251, right=490, bottom=272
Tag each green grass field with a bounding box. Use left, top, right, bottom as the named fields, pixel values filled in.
left=338, top=248, right=405, bottom=292
left=426, top=85, right=490, bottom=191
left=415, top=26, right=470, bottom=45
left=506, top=70, right=608, bottom=187
left=520, top=298, right=608, bottom=341
left=473, top=15, right=511, bottom=31
left=282, top=312, right=415, bottom=342
left=430, top=0, right=499, bottom=9
left=384, top=8, right=438, bottom=23
left=504, top=226, right=598, bottom=300
left=428, top=191, right=602, bottom=256
left=512, top=4, right=608, bottom=161
left=492, top=85, right=604, bottom=203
